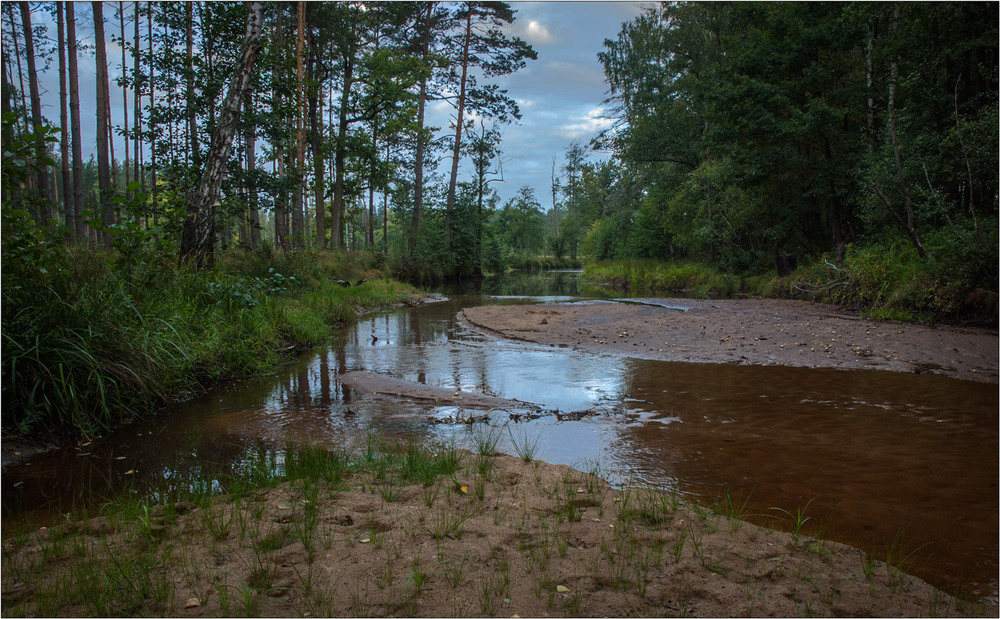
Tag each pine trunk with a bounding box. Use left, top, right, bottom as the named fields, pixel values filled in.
left=410, top=4, right=433, bottom=258
left=133, top=1, right=140, bottom=189
left=19, top=1, right=51, bottom=226
left=6, top=3, right=29, bottom=136
left=92, top=1, right=114, bottom=247
left=118, top=2, right=130, bottom=189
left=67, top=2, right=87, bottom=242
left=308, top=52, right=326, bottom=249
left=444, top=11, right=472, bottom=245
left=331, top=58, right=352, bottom=250
left=245, top=90, right=261, bottom=250
left=292, top=0, right=306, bottom=248
left=57, top=2, right=72, bottom=235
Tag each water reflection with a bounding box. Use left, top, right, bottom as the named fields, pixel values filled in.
left=2, top=272, right=996, bottom=600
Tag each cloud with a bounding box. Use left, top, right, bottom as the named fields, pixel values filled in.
left=520, top=19, right=555, bottom=45
left=558, top=107, right=614, bottom=140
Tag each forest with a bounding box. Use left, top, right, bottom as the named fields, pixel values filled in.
left=2, top=1, right=997, bottom=438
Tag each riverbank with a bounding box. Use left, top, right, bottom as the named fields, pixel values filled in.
left=3, top=442, right=990, bottom=617
left=584, top=251, right=999, bottom=327
left=461, top=297, right=998, bottom=384
left=2, top=247, right=422, bottom=451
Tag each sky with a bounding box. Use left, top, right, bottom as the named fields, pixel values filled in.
left=25, top=1, right=645, bottom=211
left=443, top=0, right=646, bottom=207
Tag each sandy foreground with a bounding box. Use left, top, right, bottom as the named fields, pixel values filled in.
left=460, top=297, right=998, bottom=384
left=3, top=451, right=992, bottom=617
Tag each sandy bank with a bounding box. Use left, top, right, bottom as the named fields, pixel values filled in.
left=461, top=298, right=998, bottom=383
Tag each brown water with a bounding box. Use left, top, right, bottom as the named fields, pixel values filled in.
left=3, top=271, right=997, bottom=600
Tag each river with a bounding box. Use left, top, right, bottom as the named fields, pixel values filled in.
left=3, top=270, right=997, bottom=601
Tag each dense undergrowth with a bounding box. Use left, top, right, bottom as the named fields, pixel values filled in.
left=585, top=233, right=999, bottom=327
left=1, top=245, right=419, bottom=440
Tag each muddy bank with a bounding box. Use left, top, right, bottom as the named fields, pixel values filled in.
left=461, top=298, right=998, bottom=383
left=3, top=451, right=991, bottom=617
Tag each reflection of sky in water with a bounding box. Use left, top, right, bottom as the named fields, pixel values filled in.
left=288, top=300, right=629, bottom=415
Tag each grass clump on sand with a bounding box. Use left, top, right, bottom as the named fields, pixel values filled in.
left=2, top=438, right=991, bottom=618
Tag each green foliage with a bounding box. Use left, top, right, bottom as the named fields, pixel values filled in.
left=583, top=2, right=997, bottom=312
left=2, top=233, right=417, bottom=438
left=584, top=260, right=739, bottom=298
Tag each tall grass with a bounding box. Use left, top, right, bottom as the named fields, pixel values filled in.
left=584, top=232, right=997, bottom=325
left=584, top=259, right=741, bottom=298
left=2, top=247, right=418, bottom=439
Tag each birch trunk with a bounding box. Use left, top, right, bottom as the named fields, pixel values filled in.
left=179, top=2, right=266, bottom=268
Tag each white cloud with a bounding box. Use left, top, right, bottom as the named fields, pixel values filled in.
left=520, top=19, right=555, bottom=45
left=558, top=107, right=614, bottom=140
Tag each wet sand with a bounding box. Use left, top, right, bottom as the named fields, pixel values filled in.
left=460, top=298, right=998, bottom=384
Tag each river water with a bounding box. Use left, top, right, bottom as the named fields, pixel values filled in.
left=3, top=270, right=997, bottom=600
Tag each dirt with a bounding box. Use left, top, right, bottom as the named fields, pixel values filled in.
left=460, top=297, right=999, bottom=384
left=4, top=450, right=991, bottom=617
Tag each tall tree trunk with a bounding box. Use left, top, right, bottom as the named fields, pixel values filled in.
left=57, top=2, right=72, bottom=236
left=273, top=9, right=289, bottom=251
left=178, top=2, right=202, bottom=253
left=19, top=1, right=51, bottom=226
left=148, top=6, right=157, bottom=223
left=133, top=1, right=140, bottom=190
left=179, top=1, right=265, bottom=268
left=185, top=2, right=200, bottom=169
left=245, top=91, right=261, bottom=250
left=383, top=142, right=389, bottom=256
left=410, top=3, right=433, bottom=258
left=444, top=9, right=472, bottom=246
left=118, top=2, right=130, bottom=189
left=67, top=2, right=86, bottom=242
left=6, top=3, right=29, bottom=136
left=2, top=42, right=11, bottom=121
left=331, top=57, right=353, bottom=250
left=308, top=52, right=326, bottom=249
left=92, top=1, right=114, bottom=247
left=292, top=0, right=306, bottom=248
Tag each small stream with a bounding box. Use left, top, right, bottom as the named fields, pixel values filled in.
left=3, top=270, right=997, bottom=600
